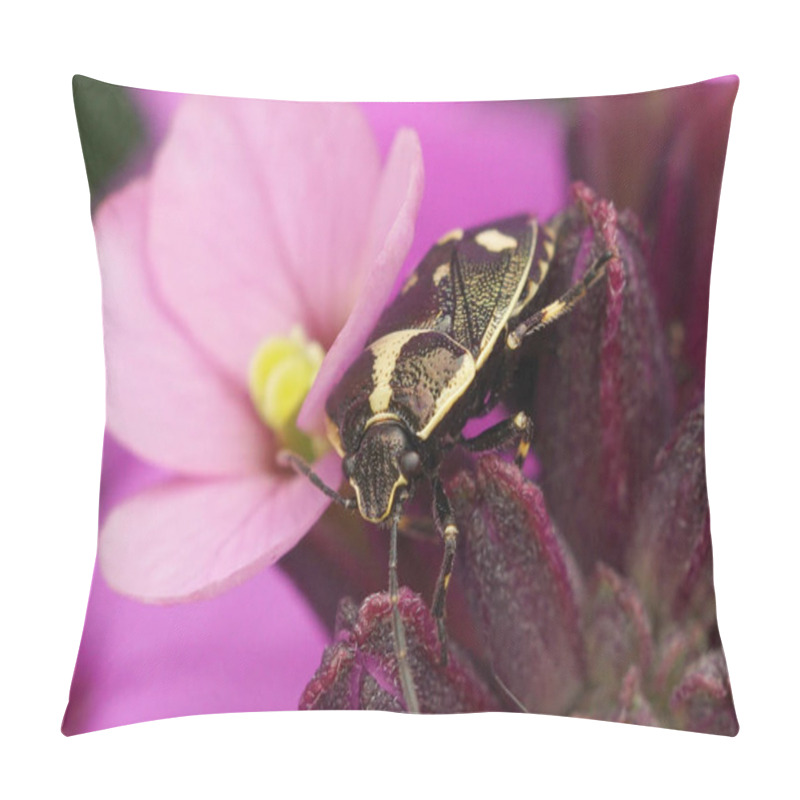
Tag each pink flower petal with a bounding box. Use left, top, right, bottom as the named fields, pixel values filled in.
left=299, top=128, right=424, bottom=432
left=99, top=451, right=342, bottom=602
left=148, top=97, right=384, bottom=384
left=95, top=179, right=271, bottom=476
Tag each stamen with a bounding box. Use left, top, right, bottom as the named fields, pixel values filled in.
left=249, top=326, right=327, bottom=461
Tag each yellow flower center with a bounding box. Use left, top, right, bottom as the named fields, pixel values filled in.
left=248, top=326, right=328, bottom=462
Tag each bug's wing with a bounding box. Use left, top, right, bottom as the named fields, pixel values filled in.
left=448, top=216, right=538, bottom=362
left=327, top=329, right=476, bottom=446
left=372, top=331, right=475, bottom=440
left=368, top=215, right=540, bottom=363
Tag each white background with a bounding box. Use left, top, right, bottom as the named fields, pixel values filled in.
left=2, top=1, right=797, bottom=797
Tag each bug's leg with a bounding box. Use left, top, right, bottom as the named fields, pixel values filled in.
left=431, top=477, right=459, bottom=666
left=506, top=250, right=614, bottom=349
left=279, top=451, right=357, bottom=511
left=389, top=510, right=421, bottom=713
left=458, top=411, right=534, bottom=469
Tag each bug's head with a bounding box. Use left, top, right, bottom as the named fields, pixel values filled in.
left=343, top=422, right=423, bottom=524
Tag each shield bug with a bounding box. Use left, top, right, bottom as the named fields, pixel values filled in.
left=286, top=214, right=612, bottom=713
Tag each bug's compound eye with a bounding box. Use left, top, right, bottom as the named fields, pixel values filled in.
left=342, top=454, right=356, bottom=477
left=399, top=451, right=422, bottom=479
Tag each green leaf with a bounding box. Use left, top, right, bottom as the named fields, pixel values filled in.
left=72, top=75, right=144, bottom=206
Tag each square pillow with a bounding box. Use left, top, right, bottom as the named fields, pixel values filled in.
left=64, top=75, right=738, bottom=734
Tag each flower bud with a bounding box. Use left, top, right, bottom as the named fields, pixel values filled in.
left=627, top=404, right=717, bottom=629
left=583, top=563, right=653, bottom=695
left=450, top=455, right=584, bottom=715
left=533, top=183, right=673, bottom=571
left=670, top=650, right=738, bottom=736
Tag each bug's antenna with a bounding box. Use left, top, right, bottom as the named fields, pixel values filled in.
left=280, top=451, right=357, bottom=511
left=389, top=510, right=421, bottom=713
left=491, top=666, right=530, bottom=713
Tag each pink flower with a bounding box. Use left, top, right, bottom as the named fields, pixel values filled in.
left=66, top=90, right=569, bottom=733
left=94, top=95, right=424, bottom=602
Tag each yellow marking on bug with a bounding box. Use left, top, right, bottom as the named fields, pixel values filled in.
left=543, top=229, right=556, bottom=260
left=510, top=220, right=559, bottom=317
left=437, top=228, right=464, bottom=244
left=541, top=299, right=566, bottom=323
left=433, top=262, right=451, bottom=286
left=350, top=471, right=408, bottom=523
left=368, top=330, right=420, bottom=414
left=511, top=276, right=540, bottom=317
left=514, top=412, right=527, bottom=429
left=475, top=228, right=518, bottom=253
left=364, top=411, right=404, bottom=430
left=401, top=272, right=418, bottom=294
left=368, top=385, right=394, bottom=415
left=507, top=330, right=522, bottom=350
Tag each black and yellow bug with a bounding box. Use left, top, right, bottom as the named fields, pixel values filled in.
left=288, top=214, right=611, bottom=713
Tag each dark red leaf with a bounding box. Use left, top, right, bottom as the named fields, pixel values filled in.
left=299, top=589, right=499, bottom=713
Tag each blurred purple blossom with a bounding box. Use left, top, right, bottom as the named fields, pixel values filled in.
left=569, top=77, right=739, bottom=412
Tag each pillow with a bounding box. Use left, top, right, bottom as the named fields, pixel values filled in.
left=64, top=75, right=738, bottom=734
